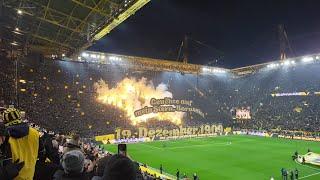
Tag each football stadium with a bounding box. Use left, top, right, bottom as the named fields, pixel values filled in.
left=1, top=0, right=320, bottom=180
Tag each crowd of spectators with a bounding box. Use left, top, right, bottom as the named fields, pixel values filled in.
left=1, top=55, right=320, bottom=137
left=0, top=107, right=173, bottom=180
left=1, top=54, right=320, bottom=179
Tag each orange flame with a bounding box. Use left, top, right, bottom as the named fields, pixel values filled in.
left=94, top=78, right=184, bottom=125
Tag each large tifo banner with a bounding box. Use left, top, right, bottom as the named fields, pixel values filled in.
left=115, top=124, right=223, bottom=139
left=134, top=98, right=204, bottom=118
left=95, top=124, right=223, bottom=143
left=297, top=152, right=320, bottom=166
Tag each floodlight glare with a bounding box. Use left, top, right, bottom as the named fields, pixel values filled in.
left=202, top=67, right=209, bottom=72
left=283, top=61, right=290, bottom=66
left=81, top=52, right=89, bottom=57
left=302, top=57, right=313, bottom=62
left=109, top=56, right=121, bottom=61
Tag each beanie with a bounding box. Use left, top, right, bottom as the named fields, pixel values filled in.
left=2, top=108, right=22, bottom=127
left=62, top=150, right=85, bottom=174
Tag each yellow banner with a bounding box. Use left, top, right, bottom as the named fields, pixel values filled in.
left=95, top=134, right=115, bottom=142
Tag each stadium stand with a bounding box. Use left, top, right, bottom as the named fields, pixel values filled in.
left=1, top=54, right=320, bottom=136
left=1, top=52, right=320, bottom=179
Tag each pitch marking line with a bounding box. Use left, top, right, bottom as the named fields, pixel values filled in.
left=295, top=159, right=320, bottom=171
left=165, top=142, right=232, bottom=149
left=295, top=159, right=320, bottom=179
left=300, top=171, right=320, bottom=179
left=140, top=142, right=232, bottom=150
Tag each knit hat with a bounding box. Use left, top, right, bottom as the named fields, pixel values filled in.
left=61, top=150, right=85, bottom=174
left=2, top=108, right=22, bottom=127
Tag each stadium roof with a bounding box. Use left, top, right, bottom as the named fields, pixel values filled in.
left=1, top=0, right=149, bottom=56
left=72, top=50, right=320, bottom=76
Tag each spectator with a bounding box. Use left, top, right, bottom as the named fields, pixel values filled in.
left=53, top=150, right=88, bottom=180
left=34, top=131, right=60, bottom=180
left=102, top=154, right=137, bottom=180
left=1, top=108, right=39, bottom=180
left=91, top=156, right=110, bottom=180
left=64, top=135, right=81, bottom=154
left=0, top=122, right=25, bottom=180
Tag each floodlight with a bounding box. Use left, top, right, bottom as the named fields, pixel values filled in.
left=302, top=57, right=313, bottom=62
left=81, top=52, right=89, bottom=57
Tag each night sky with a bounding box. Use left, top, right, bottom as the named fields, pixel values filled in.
left=90, top=0, right=320, bottom=68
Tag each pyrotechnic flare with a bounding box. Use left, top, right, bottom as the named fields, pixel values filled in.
left=94, top=77, right=184, bottom=125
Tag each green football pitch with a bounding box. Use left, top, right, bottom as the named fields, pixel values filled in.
left=103, top=135, right=320, bottom=180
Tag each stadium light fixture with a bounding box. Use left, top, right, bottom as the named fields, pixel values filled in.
left=17, top=9, right=23, bottom=15
left=109, top=56, right=122, bottom=61
left=267, top=63, right=278, bottom=68
left=202, top=67, right=209, bottom=72
left=202, top=67, right=226, bottom=74
left=302, top=57, right=314, bottom=62
left=81, top=52, right=89, bottom=57
left=268, top=63, right=277, bottom=68
left=202, top=67, right=210, bottom=72
left=216, top=69, right=226, bottom=73
left=283, top=60, right=290, bottom=66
